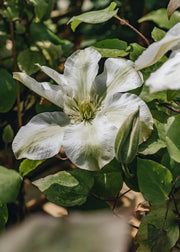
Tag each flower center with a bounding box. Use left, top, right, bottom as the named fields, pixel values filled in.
left=79, top=101, right=95, bottom=121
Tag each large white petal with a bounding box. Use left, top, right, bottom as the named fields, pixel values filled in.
left=12, top=112, right=70, bottom=160
left=100, top=93, right=153, bottom=143
left=91, top=58, right=143, bottom=105
left=135, top=22, right=180, bottom=70
left=64, top=47, right=101, bottom=102
left=13, top=72, right=65, bottom=108
left=146, top=51, right=180, bottom=93
left=35, top=64, right=67, bottom=86
left=63, top=115, right=117, bottom=171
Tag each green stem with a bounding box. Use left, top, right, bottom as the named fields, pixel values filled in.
left=115, top=15, right=150, bottom=46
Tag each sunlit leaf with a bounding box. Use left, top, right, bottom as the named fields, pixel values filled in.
left=19, top=159, right=46, bottom=177
left=129, top=43, right=145, bottom=61
left=151, top=27, right=166, bottom=41
left=33, top=169, right=94, bottom=207
left=137, top=158, right=173, bottom=204
left=138, top=8, right=180, bottom=29
left=68, top=2, right=118, bottom=31
left=138, top=126, right=166, bottom=155
left=166, top=115, right=180, bottom=163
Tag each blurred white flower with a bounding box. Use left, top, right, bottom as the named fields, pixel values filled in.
left=135, top=22, right=180, bottom=93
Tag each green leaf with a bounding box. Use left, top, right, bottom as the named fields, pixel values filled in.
left=129, top=43, right=145, bottom=61
left=138, top=8, right=180, bottom=29
left=167, top=0, right=180, bottom=19
left=151, top=110, right=169, bottom=142
left=138, top=126, right=166, bottom=155
left=0, top=203, right=8, bottom=231
left=0, top=166, right=22, bottom=203
left=92, top=159, right=123, bottom=197
left=33, top=169, right=94, bottom=207
left=139, top=85, right=167, bottom=103
left=68, top=2, right=118, bottom=32
left=148, top=224, right=171, bottom=252
left=115, top=108, right=140, bottom=164
left=141, top=55, right=167, bottom=82
left=161, top=152, right=180, bottom=188
left=137, top=159, right=173, bottom=204
left=2, top=124, right=14, bottom=144
left=19, top=159, right=46, bottom=177
left=0, top=68, right=16, bottom=113
left=0, top=4, right=19, bottom=20
left=124, top=159, right=140, bottom=192
left=36, top=42, right=63, bottom=66
left=27, top=0, right=54, bottom=21
left=166, top=115, right=180, bottom=163
left=91, top=39, right=128, bottom=58
left=136, top=207, right=179, bottom=251
left=17, top=49, right=46, bottom=75
left=151, top=27, right=166, bottom=41
left=30, top=22, right=73, bottom=52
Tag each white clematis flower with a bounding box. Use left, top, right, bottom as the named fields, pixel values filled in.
left=135, top=22, right=180, bottom=93
left=13, top=48, right=153, bottom=171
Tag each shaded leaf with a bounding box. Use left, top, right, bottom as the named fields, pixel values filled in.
left=0, top=166, right=22, bottom=203
left=136, top=207, right=179, bottom=251
left=166, top=115, right=180, bottom=163
left=19, top=159, right=46, bottom=177
left=161, top=152, right=180, bottom=188
left=27, top=0, right=54, bottom=21
left=0, top=3, right=19, bottom=20
left=33, top=169, right=94, bottom=207
left=167, top=0, right=180, bottom=19
left=148, top=224, right=171, bottom=252
left=2, top=124, right=14, bottom=144
left=0, top=68, right=16, bottom=113
left=30, top=22, right=73, bottom=52
left=137, top=159, right=173, bottom=204
left=138, top=8, right=180, bottom=29
left=0, top=203, right=8, bottom=231
left=36, top=42, right=63, bottom=66
left=17, top=49, right=46, bottom=75
left=68, top=2, right=118, bottom=31
left=92, top=159, right=123, bottom=197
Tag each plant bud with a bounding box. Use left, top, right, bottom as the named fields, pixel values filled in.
left=114, top=108, right=140, bottom=164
